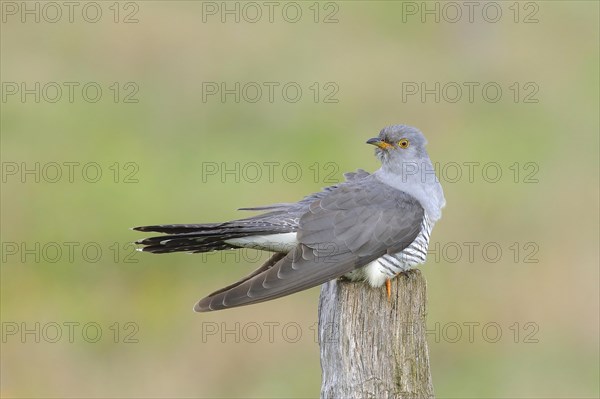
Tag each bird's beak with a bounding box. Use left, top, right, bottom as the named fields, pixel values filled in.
left=366, top=137, right=393, bottom=150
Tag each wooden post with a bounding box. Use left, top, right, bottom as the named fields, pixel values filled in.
left=318, top=270, right=434, bottom=399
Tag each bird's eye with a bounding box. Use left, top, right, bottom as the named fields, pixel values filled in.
left=398, top=139, right=410, bottom=149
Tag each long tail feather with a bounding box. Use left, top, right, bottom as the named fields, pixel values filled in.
left=133, top=222, right=293, bottom=254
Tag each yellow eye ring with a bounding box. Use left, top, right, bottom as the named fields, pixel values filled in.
left=398, top=138, right=410, bottom=149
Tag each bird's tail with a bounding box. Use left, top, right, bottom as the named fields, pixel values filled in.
left=133, top=222, right=289, bottom=254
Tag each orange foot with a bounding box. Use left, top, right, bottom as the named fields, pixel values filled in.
left=385, top=279, right=391, bottom=301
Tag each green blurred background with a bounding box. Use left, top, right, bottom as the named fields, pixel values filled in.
left=1, top=1, right=598, bottom=398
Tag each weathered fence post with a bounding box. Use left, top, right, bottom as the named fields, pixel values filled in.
left=318, top=269, right=434, bottom=399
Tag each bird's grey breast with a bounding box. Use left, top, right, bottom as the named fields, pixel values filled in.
left=374, top=162, right=445, bottom=222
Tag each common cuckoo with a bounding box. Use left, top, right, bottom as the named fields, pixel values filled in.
left=134, top=125, right=446, bottom=312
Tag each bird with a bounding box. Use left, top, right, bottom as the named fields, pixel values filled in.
left=134, top=125, right=446, bottom=312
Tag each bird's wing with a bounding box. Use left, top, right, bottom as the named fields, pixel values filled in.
left=237, top=169, right=371, bottom=212
left=195, top=177, right=424, bottom=312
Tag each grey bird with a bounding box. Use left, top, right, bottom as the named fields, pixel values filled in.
left=134, top=125, right=445, bottom=312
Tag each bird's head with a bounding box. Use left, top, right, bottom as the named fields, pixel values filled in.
left=367, top=125, right=429, bottom=166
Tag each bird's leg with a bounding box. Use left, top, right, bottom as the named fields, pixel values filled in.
left=385, top=279, right=391, bottom=301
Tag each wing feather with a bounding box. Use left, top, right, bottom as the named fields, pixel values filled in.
left=195, top=177, right=424, bottom=312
